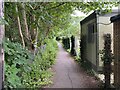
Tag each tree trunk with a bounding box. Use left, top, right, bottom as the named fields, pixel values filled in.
left=22, top=3, right=29, bottom=39
left=30, top=14, right=38, bottom=53
left=16, top=4, right=25, bottom=48
left=33, top=15, right=36, bottom=38
left=0, top=1, right=4, bottom=89
left=34, top=27, right=38, bottom=55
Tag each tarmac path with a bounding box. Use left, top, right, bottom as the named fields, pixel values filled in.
left=48, top=42, right=100, bottom=88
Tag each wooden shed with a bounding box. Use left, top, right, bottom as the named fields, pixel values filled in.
left=110, top=14, right=120, bottom=88
left=80, top=10, right=118, bottom=73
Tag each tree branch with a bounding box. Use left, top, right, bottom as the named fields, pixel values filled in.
left=47, top=3, right=65, bottom=10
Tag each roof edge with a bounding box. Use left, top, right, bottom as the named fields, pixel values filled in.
left=110, top=14, right=120, bottom=22
left=80, top=11, right=97, bottom=25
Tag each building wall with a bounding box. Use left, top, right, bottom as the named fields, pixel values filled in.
left=81, top=18, right=97, bottom=70
left=81, top=22, right=87, bottom=60
left=81, top=11, right=118, bottom=73
left=98, top=16, right=113, bottom=71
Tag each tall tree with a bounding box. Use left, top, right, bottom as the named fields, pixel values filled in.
left=15, top=3, right=25, bottom=48
left=22, top=3, right=29, bottom=40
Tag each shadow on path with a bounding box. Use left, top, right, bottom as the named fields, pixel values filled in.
left=48, top=42, right=100, bottom=88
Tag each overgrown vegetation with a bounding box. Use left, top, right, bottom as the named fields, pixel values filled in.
left=3, top=2, right=119, bottom=89
left=4, top=39, right=33, bottom=88
left=62, top=37, right=70, bottom=50
left=100, top=34, right=113, bottom=88
left=4, top=39, right=58, bottom=89
left=22, top=39, right=58, bottom=88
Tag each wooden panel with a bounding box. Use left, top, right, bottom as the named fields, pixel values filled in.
left=113, top=21, right=120, bottom=88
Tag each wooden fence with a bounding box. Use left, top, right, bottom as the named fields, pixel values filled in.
left=113, top=21, right=120, bottom=88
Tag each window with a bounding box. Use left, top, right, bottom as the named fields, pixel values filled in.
left=88, top=23, right=94, bottom=43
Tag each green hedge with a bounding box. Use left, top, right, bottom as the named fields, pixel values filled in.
left=62, top=37, right=70, bottom=50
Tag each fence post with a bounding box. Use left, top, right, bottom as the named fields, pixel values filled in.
left=103, top=34, right=112, bottom=88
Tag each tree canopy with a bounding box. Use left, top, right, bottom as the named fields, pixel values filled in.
left=5, top=2, right=119, bottom=48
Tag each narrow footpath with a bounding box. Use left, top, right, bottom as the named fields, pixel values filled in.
left=48, top=42, right=100, bottom=88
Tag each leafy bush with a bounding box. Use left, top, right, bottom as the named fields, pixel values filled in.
left=4, top=39, right=58, bottom=89
left=22, top=39, right=58, bottom=88
left=74, top=55, right=81, bottom=63
left=62, top=37, right=70, bottom=50
left=4, top=39, right=33, bottom=89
